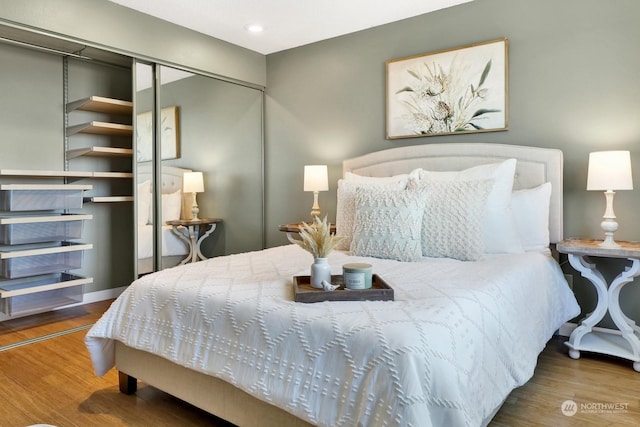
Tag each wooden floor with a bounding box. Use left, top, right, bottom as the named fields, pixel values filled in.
left=0, top=300, right=111, bottom=349
left=1, top=302, right=639, bottom=426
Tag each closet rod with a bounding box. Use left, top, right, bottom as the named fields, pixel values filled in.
left=0, top=36, right=91, bottom=60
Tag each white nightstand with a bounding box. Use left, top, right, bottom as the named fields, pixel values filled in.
left=557, top=238, right=640, bottom=372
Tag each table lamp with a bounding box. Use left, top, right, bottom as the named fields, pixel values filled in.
left=304, top=165, right=328, bottom=219
left=586, top=150, right=633, bottom=248
left=183, top=171, right=204, bottom=221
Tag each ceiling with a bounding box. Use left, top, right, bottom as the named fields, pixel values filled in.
left=107, top=0, right=472, bottom=55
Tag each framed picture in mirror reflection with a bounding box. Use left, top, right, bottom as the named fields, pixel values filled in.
left=136, top=105, right=180, bottom=162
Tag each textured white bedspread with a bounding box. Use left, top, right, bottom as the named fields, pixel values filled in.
left=86, top=245, right=579, bottom=427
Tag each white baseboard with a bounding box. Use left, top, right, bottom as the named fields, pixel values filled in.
left=78, top=285, right=128, bottom=305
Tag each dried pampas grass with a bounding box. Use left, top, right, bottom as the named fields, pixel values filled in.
left=294, top=215, right=342, bottom=258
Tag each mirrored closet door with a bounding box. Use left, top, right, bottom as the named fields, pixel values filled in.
left=134, top=62, right=264, bottom=276
left=133, top=61, right=156, bottom=275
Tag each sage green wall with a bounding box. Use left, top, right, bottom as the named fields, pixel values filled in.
left=157, top=73, right=264, bottom=256
left=0, top=0, right=266, bottom=86
left=0, top=43, right=62, bottom=169
left=265, top=0, right=640, bottom=325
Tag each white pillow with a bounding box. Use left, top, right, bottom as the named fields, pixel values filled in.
left=161, top=189, right=182, bottom=224
left=511, top=182, right=552, bottom=252
left=350, top=188, right=425, bottom=262
left=420, top=179, right=493, bottom=261
left=410, top=159, right=524, bottom=254
left=137, top=180, right=151, bottom=225
left=335, top=177, right=409, bottom=250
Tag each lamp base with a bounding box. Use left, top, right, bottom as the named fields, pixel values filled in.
left=598, top=190, right=619, bottom=248
left=599, top=234, right=621, bottom=249
left=309, top=191, right=321, bottom=219
left=599, top=217, right=620, bottom=248
left=191, top=192, right=200, bottom=221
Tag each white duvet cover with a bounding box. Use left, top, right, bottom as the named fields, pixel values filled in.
left=86, top=245, right=579, bottom=427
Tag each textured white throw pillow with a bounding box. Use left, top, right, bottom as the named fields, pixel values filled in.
left=511, top=182, right=552, bottom=252
left=412, top=159, right=524, bottom=254
left=335, top=177, right=408, bottom=250
left=420, top=179, right=493, bottom=261
left=350, top=188, right=425, bottom=262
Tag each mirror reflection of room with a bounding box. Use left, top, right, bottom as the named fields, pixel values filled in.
left=135, top=63, right=264, bottom=276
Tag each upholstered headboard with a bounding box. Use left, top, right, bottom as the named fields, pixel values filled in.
left=342, top=143, right=563, bottom=243
left=136, top=164, right=193, bottom=220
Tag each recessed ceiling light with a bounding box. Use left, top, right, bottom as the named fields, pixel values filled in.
left=244, top=24, right=264, bottom=33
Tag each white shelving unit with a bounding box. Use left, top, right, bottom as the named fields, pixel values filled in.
left=0, top=184, right=93, bottom=317
left=0, top=169, right=93, bottom=178
left=84, top=196, right=134, bottom=203
left=66, top=95, right=133, bottom=115
left=66, top=146, right=133, bottom=159
left=66, top=121, right=133, bottom=137
left=0, top=170, right=133, bottom=179
left=65, top=95, right=133, bottom=202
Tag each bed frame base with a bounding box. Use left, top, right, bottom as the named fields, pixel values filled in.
left=115, top=341, right=312, bottom=427
left=118, top=371, right=137, bottom=395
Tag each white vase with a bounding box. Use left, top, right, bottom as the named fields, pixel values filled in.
left=310, top=257, right=331, bottom=289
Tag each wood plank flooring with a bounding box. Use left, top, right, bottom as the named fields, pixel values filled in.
left=0, top=300, right=112, bottom=349
left=491, top=337, right=640, bottom=426
left=0, top=300, right=230, bottom=427
left=1, top=302, right=639, bottom=426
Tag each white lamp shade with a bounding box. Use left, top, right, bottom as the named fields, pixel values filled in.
left=587, top=151, right=633, bottom=191
left=303, top=165, right=329, bottom=192
left=183, top=171, right=205, bottom=193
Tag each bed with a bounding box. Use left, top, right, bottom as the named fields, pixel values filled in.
left=87, top=143, right=580, bottom=426
left=136, top=164, right=191, bottom=275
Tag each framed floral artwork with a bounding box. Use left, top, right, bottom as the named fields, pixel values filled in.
left=136, top=106, right=180, bottom=162
left=386, top=38, right=508, bottom=139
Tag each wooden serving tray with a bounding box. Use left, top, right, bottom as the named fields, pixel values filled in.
left=293, top=274, right=394, bottom=303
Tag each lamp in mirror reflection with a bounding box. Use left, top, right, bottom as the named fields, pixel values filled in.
left=587, top=150, right=633, bottom=248
left=304, top=165, right=328, bottom=219
left=183, top=171, right=205, bottom=221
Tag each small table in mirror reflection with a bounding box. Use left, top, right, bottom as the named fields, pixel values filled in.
left=166, top=218, right=222, bottom=264
left=278, top=222, right=337, bottom=244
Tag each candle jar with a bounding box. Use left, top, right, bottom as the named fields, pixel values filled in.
left=342, top=263, right=372, bottom=290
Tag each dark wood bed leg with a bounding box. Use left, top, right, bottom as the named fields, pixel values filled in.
left=118, top=371, right=137, bottom=395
